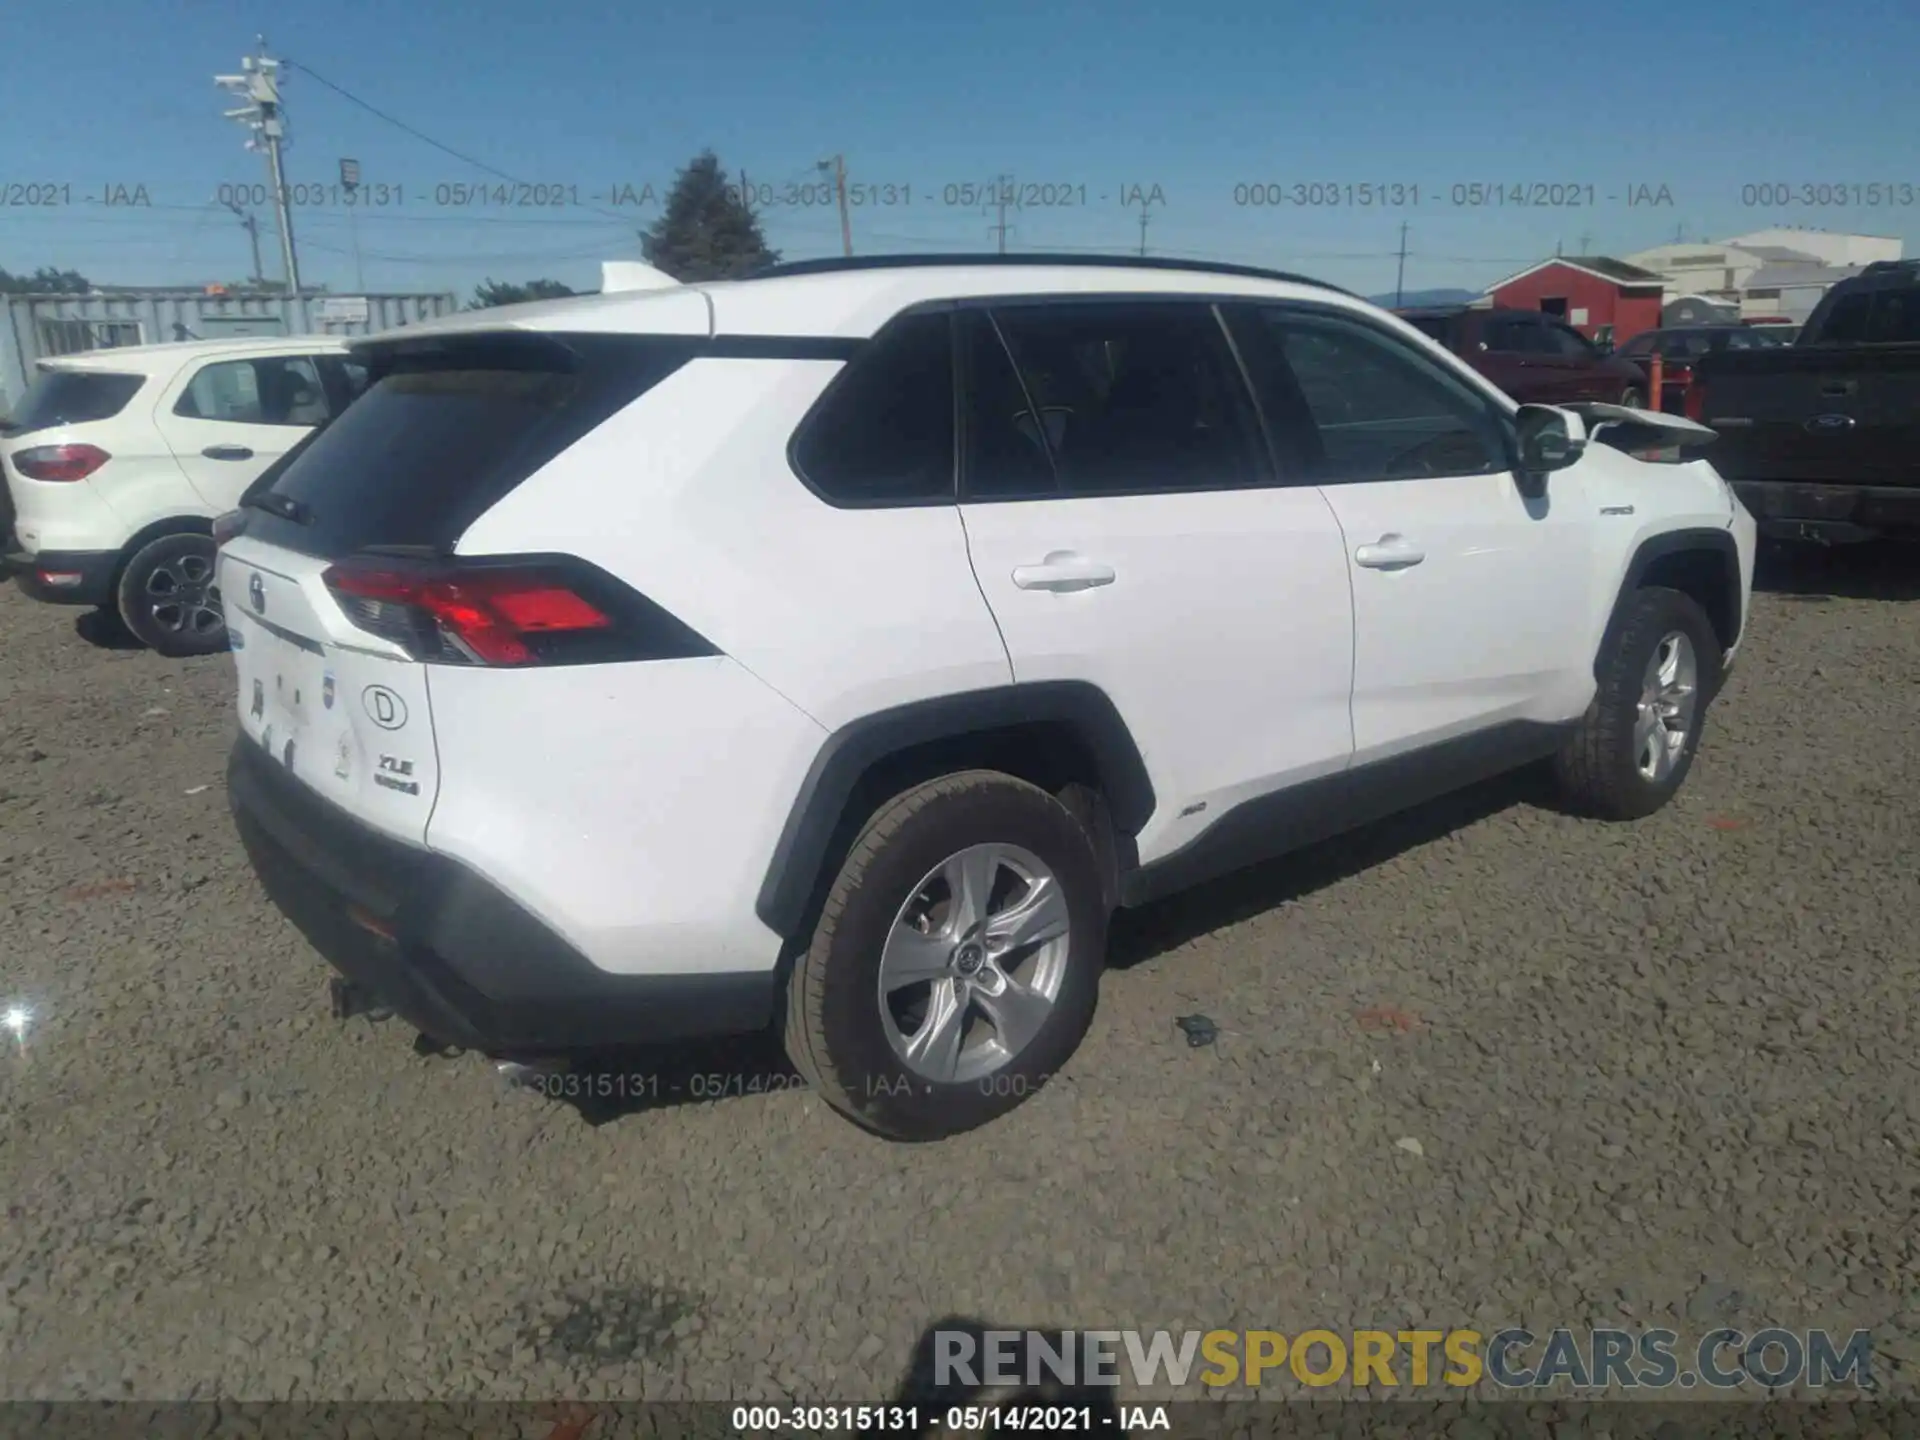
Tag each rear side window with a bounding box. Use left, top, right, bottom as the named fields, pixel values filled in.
left=246, top=333, right=693, bottom=558
left=790, top=310, right=954, bottom=505
left=1867, top=288, right=1920, bottom=343
left=4, top=369, right=144, bottom=435
left=980, top=300, right=1265, bottom=498
left=1817, top=292, right=1874, bottom=344
left=175, top=356, right=331, bottom=426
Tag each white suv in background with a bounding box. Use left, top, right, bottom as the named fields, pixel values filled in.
left=2, top=335, right=365, bottom=654
left=215, top=256, right=1756, bottom=1141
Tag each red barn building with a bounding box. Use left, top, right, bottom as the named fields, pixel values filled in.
left=1485, top=256, right=1666, bottom=347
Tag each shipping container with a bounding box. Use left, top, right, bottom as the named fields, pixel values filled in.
left=1, top=290, right=458, bottom=415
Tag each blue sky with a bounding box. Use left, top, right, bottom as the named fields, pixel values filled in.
left=3, top=0, right=1917, bottom=301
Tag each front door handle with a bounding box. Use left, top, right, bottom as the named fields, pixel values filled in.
left=1354, top=534, right=1426, bottom=570
left=1012, top=551, right=1116, bottom=592
left=202, top=444, right=255, bottom=461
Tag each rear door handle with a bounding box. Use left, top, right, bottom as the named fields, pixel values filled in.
left=202, top=445, right=255, bottom=461
left=1354, top=534, right=1426, bottom=570
left=1012, top=551, right=1116, bottom=592
left=1819, top=382, right=1856, bottom=398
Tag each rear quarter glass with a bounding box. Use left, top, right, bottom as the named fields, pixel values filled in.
left=241, top=333, right=699, bottom=560
left=4, top=370, right=147, bottom=437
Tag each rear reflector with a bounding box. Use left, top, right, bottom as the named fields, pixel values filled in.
left=321, top=554, right=715, bottom=668
left=35, top=570, right=86, bottom=588
left=12, top=444, right=111, bottom=482
left=1684, top=379, right=1707, bottom=422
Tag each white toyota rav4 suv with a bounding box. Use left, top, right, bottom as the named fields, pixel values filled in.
left=2, top=335, right=362, bottom=654
left=216, top=256, right=1757, bottom=1141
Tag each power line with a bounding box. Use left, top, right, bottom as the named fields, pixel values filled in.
left=278, top=56, right=638, bottom=228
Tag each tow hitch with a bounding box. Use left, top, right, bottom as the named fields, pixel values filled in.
left=327, top=976, right=393, bottom=1023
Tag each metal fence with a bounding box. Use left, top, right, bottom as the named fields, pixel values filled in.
left=1, top=290, right=458, bottom=414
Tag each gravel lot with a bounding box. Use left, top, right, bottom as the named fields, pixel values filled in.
left=2, top=545, right=1917, bottom=1407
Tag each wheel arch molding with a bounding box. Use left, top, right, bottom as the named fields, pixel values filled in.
left=1596, top=526, right=1743, bottom=680
left=754, top=682, right=1155, bottom=941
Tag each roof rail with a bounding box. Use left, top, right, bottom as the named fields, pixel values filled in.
left=1860, top=258, right=1920, bottom=275
left=750, top=252, right=1352, bottom=296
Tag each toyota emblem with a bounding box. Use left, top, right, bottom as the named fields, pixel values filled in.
left=248, top=572, right=266, bottom=612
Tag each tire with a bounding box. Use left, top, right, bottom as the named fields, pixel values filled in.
left=784, top=770, right=1108, bottom=1141
left=116, top=533, right=227, bottom=657
left=1553, top=586, right=1720, bottom=821
left=1619, top=387, right=1645, bottom=409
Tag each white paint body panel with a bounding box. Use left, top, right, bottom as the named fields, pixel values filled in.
left=1318, top=466, right=1598, bottom=760
left=959, top=487, right=1356, bottom=863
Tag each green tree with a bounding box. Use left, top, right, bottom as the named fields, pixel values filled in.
left=0, top=266, right=91, bottom=295
left=469, top=277, right=577, bottom=309
left=641, top=151, right=779, bottom=283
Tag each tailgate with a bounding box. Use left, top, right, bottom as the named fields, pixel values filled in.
left=1697, top=349, right=1913, bottom=485
left=219, top=535, right=439, bottom=845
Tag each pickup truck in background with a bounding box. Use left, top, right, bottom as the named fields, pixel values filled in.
left=1690, top=259, right=1920, bottom=545
left=1396, top=305, right=1652, bottom=407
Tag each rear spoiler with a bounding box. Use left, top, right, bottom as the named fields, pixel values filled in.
left=1563, top=402, right=1716, bottom=452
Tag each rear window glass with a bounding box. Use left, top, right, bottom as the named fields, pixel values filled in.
left=4, top=369, right=145, bottom=435
left=246, top=334, right=693, bottom=557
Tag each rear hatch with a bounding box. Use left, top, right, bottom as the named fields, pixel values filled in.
left=217, top=320, right=709, bottom=845
left=1, top=364, right=150, bottom=548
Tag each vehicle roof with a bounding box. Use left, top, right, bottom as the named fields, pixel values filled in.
left=352, top=255, right=1373, bottom=348
left=1394, top=305, right=1550, bottom=321
left=40, top=333, right=350, bottom=372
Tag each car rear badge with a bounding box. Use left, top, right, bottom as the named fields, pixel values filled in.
left=322, top=673, right=335, bottom=710
left=335, top=736, right=352, bottom=780
left=1805, top=413, right=1856, bottom=434
left=248, top=572, right=265, bottom=613
left=250, top=678, right=265, bottom=719
left=363, top=684, right=408, bottom=731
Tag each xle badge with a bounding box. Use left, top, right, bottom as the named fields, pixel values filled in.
left=250, top=678, right=265, bottom=720
left=322, top=673, right=335, bottom=710
left=375, top=753, right=420, bottom=796
left=248, top=572, right=265, bottom=613
left=335, top=736, right=352, bottom=780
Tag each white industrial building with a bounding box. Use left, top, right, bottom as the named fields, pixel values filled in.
left=1621, top=229, right=1903, bottom=326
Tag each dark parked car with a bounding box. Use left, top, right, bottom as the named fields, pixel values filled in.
left=1618, top=325, right=1780, bottom=412
left=1691, top=259, right=1920, bottom=545
left=1396, top=305, right=1650, bottom=407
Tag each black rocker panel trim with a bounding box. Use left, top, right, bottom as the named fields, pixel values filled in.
left=1121, top=719, right=1578, bottom=908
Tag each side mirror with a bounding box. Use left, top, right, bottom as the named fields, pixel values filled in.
left=1513, top=405, right=1587, bottom=496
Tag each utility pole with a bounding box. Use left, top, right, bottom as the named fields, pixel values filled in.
left=1136, top=204, right=1153, bottom=257
left=224, top=200, right=264, bottom=285
left=1393, top=222, right=1410, bottom=307
left=1577, top=231, right=1592, bottom=255
left=339, top=157, right=365, bottom=291
left=217, top=37, right=301, bottom=295
left=985, top=173, right=1014, bottom=255
left=818, top=155, right=853, bottom=257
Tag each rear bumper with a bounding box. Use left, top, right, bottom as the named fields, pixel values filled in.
left=1730, top=481, right=1920, bottom=543
left=226, top=736, right=780, bottom=1055
left=7, top=548, right=118, bottom=606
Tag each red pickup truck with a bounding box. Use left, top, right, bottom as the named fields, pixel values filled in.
left=1396, top=305, right=1651, bottom=407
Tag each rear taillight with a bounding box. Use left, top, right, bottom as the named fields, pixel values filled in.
left=321, top=555, right=716, bottom=668
left=1684, top=377, right=1707, bottom=422
left=12, top=443, right=110, bottom=482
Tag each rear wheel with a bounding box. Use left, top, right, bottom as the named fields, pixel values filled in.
left=1619, top=387, right=1645, bottom=409
left=116, top=533, right=227, bottom=657
left=784, top=770, right=1107, bottom=1141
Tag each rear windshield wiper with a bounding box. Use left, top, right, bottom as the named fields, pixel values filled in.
left=245, top=492, right=315, bottom=525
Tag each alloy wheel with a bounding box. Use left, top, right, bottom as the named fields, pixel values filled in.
left=1635, top=630, right=1699, bottom=782
left=878, top=842, right=1072, bottom=1085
